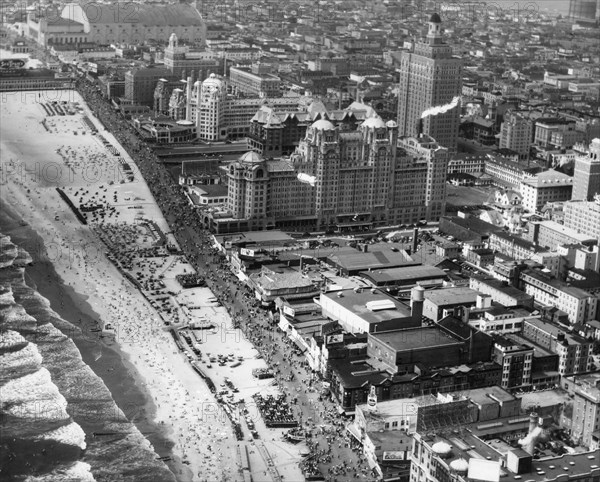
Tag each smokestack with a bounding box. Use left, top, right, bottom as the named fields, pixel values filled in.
left=185, top=76, right=192, bottom=121
left=528, top=412, right=538, bottom=434
left=411, top=285, right=425, bottom=324
left=519, top=413, right=543, bottom=455
left=468, top=326, right=475, bottom=364
left=416, top=118, right=423, bottom=137
left=412, top=228, right=419, bottom=253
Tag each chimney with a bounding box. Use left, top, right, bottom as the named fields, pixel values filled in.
left=363, top=244, right=369, bottom=253
left=411, top=285, right=425, bottom=324
left=412, top=228, right=419, bottom=253
left=528, top=412, right=538, bottom=435
left=416, top=118, right=424, bottom=137
left=185, top=75, right=192, bottom=121
left=476, top=294, right=492, bottom=309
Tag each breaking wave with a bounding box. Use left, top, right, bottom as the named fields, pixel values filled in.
left=0, top=233, right=175, bottom=481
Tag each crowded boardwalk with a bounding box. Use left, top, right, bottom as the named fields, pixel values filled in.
left=74, top=78, right=377, bottom=482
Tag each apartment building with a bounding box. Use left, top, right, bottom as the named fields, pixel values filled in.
left=229, top=66, right=281, bottom=98
left=499, top=110, right=534, bottom=160
left=519, top=169, right=573, bottom=213
left=522, top=318, right=593, bottom=376
left=563, top=198, right=600, bottom=240
left=520, top=270, right=598, bottom=325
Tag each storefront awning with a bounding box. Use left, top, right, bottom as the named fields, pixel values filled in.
left=292, top=337, right=308, bottom=353
left=346, top=423, right=362, bottom=442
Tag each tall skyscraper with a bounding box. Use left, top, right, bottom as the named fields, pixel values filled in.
left=572, top=138, right=600, bottom=201
left=397, top=13, right=462, bottom=153
left=568, top=0, right=600, bottom=25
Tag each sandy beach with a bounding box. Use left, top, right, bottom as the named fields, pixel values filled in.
left=0, top=90, right=236, bottom=481
left=0, top=89, right=306, bottom=482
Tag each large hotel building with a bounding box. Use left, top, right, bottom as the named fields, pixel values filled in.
left=203, top=118, right=449, bottom=233
left=396, top=13, right=462, bottom=153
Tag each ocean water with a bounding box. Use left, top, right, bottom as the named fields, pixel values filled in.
left=0, top=233, right=177, bottom=481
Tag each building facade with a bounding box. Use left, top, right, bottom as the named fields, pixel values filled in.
left=563, top=197, right=600, bottom=240
left=229, top=66, right=281, bottom=98
left=176, top=73, right=302, bottom=141
left=499, top=110, right=534, bottom=160
left=572, top=138, right=600, bottom=201
left=519, top=169, right=573, bottom=213
left=396, top=14, right=462, bottom=152
left=207, top=120, right=449, bottom=233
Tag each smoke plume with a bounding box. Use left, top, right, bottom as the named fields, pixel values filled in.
left=421, top=96, right=461, bottom=119
left=297, top=173, right=316, bottom=186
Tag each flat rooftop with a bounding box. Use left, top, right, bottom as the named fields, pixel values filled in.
left=250, top=268, right=315, bottom=290
left=321, top=289, right=412, bottom=324
left=462, top=386, right=517, bottom=405
left=524, top=317, right=589, bottom=345
left=359, top=265, right=447, bottom=285
left=471, top=276, right=533, bottom=301
left=214, top=230, right=295, bottom=247
left=356, top=394, right=445, bottom=418
left=420, top=430, right=600, bottom=481
left=370, top=327, right=463, bottom=353
left=537, top=220, right=597, bottom=244
left=518, top=389, right=572, bottom=409
left=506, top=333, right=554, bottom=357
left=424, top=287, right=480, bottom=306
left=327, top=246, right=419, bottom=272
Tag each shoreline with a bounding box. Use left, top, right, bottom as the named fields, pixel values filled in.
left=0, top=89, right=236, bottom=481
left=0, top=204, right=189, bottom=481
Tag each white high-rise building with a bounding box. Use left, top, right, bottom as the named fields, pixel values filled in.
left=397, top=13, right=462, bottom=152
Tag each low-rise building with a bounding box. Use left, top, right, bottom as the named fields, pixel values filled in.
left=465, top=304, right=539, bottom=335
left=358, top=265, right=447, bottom=291
left=571, top=379, right=600, bottom=449
left=367, top=320, right=492, bottom=376
left=522, top=317, right=593, bottom=376
left=319, top=287, right=422, bottom=334
left=529, top=220, right=597, bottom=251
left=469, top=276, right=534, bottom=308
left=492, top=335, right=534, bottom=390
left=520, top=269, right=598, bottom=325
left=410, top=429, right=600, bottom=482
left=248, top=265, right=320, bottom=306
left=422, top=287, right=481, bottom=322
left=520, top=169, right=573, bottom=214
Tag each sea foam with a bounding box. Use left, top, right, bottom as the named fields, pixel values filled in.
left=2, top=368, right=70, bottom=420
left=36, top=421, right=87, bottom=450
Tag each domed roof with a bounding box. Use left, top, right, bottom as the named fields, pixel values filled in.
left=449, top=458, right=469, bottom=473
left=239, top=151, right=264, bottom=164
left=361, top=115, right=387, bottom=129
left=431, top=441, right=452, bottom=456
left=203, top=73, right=223, bottom=88
left=311, top=119, right=336, bottom=131
left=430, top=12, right=442, bottom=23
left=386, top=120, right=398, bottom=128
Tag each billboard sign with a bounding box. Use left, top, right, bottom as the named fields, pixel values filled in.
left=382, top=451, right=406, bottom=461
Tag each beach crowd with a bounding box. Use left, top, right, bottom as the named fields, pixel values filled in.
left=74, top=78, right=378, bottom=482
